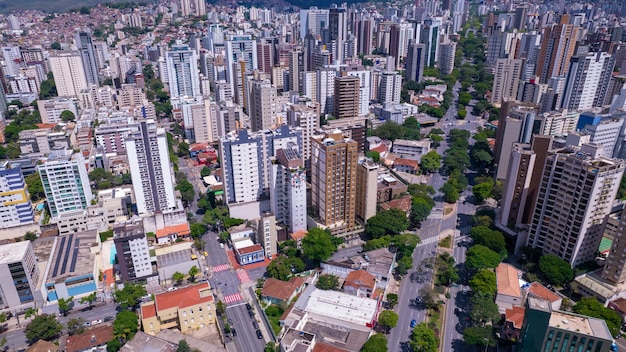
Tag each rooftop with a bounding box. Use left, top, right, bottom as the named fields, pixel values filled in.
left=527, top=282, right=561, bottom=303
left=0, top=241, right=30, bottom=265
left=548, top=311, right=611, bottom=340
left=120, top=331, right=177, bottom=352
left=262, top=277, right=305, bottom=301
left=47, top=230, right=98, bottom=284
left=344, top=270, right=376, bottom=290
left=65, top=324, right=114, bottom=352
left=154, top=282, right=213, bottom=311
left=155, top=223, right=190, bottom=238
left=156, top=248, right=194, bottom=268
left=496, top=263, right=522, bottom=298
left=294, top=288, right=378, bottom=326
left=505, top=306, right=525, bottom=329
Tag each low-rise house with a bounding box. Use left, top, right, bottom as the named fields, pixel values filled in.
left=140, top=282, right=216, bottom=335
left=392, top=158, right=419, bottom=174
left=261, top=277, right=306, bottom=305
left=495, top=263, right=523, bottom=314
left=65, top=324, right=114, bottom=352
left=502, top=306, right=525, bottom=342
left=156, top=223, right=191, bottom=245
left=343, top=270, right=376, bottom=298
left=526, top=282, right=562, bottom=311
left=322, top=248, right=396, bottom=289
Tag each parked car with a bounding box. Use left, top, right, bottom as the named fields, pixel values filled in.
left=104, top=316, right=114, bottom=322
left=246, top=303, right=252, bottom=310
left=91, top=319, right=102, bottom=325
left=83, top=321, right=91, bottom=327
left=231, top=328, right=237, bottom=337
left=248, top=310, right=255, bottom=317
left=410, top=319, right=417, bottom=328
left=256, top=330, right=263, bottom=339
left=252, top=321, right=259, bottom=329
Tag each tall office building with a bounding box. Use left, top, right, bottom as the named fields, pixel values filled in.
left=379, top=71, right=402, bottom=104
left=535, top=16, right=579, bottom=84
left=0, top=241, right=41, bottom=310
left=75, top=30, right=100, bottom=85
left=420, top=17, right=442, bottom=67
left=310, top=131, right=358, bottom=234
left=491, top=58, right=524, bottom=105
left=38, top=149, right=93, bottom=218
left=527, top=143, right=626, bottom=267
left=49, top=52, right=89, bottom=98
left=300, top=7, right=330, bottom=40
left=249, top=79, right=278, bottom=132
left=438, top=40, right=457, bottom=74
left=125, top=120, right=177, bottom=216
left=334, top=75, right=360, bottom=119
left=329, top=6, right=347, bottom=43
left=0, top=162, right=34, bottom=229
left=192, top=0, right=205, bottom=16
left=561, top=52, right=615, bottom=112
left=405, top=40, right=426, bottom=83
left=220, top=126, right=302, bottom=209
left=270, top=148, right=307, bottom=234
left=165, top=45, right=201, bottom=99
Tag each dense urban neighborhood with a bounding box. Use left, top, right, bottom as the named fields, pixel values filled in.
left=1, top=0, right=626, bottom=351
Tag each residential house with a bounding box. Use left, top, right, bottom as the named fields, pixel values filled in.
left=526, top=282, right=562, bottom=311
left=261, top=277, right=306, bottom=305
left=343, top=270, right=376, bottom=298
left=502, top=306, right=525, bottom=342
left=26, top=340, right=60, bottom=352
left=495, top=263, right=523, bottom=314
left=65, top=324, right=114, bottom=352
left=140, top=283, right=216, bottom=335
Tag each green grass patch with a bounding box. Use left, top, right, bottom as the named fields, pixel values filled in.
left=265, top=305, right=284, bottom=335
left=438, top=236, right=452, bottom=248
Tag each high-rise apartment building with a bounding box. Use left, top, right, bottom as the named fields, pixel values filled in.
left=491, top=58, right=524, bottom=106
left=192, top=0, right=205, bottom=16
left=225, top=35, right=257, bottom=106
left=334, top=75, right=360, bottom=119
left=0, top=162, right=34, bottom=229
left=353, top=13, right=374, bottom=56
left=125, top=119, right=177, bottom=216
left=438, top=40, right=457, bottom=75
left=602, top=206, right=626, bottom=284
left=287, top=102, right=320, bottom=170
left=300, top=8, right=330, bottom=40
left=38, top=149, right=93, bottom=218
left=249, top=79, right=278, bottom=132
left=317, top=68, right=338, bottom=115
left=114, top=221, right=153, bottom=281
left=378, top=71, right=402, bottom=104
left=1, top=46, right=23, bottom=77
left=527, top=143, right=626, bottom=267
left=405, top=40, right=426, bottom=83
left=494, top=104, right=538, bottom=180
left=49, top=52, right=89, bottom=98
left=75, top=30, right=100, bottom=85
left=343, top=66, right=371, bottom=116
left=165, top=45, right=201, bottom=99
left=0, top=241, right=41, bottom=310
left=270, top=148, right=307, bottom=234
left=310, top=131, right=358, bottom=234
left=535, top=15, right=579, bottom=84
left=355, top=159, right=378, bottom=222
left=289, top=49, right=305, bottom=93
left=561, top=52, right=615, bottom=112
left=256, top=38, right=274, bottom=74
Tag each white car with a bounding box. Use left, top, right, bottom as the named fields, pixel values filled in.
left=91, top=319, right=102, bottom=325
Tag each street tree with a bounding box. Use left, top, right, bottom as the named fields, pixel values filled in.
left=410, top=322, right=439, bottom=352
left=190, top=223, right=206, bottom=239
left=469, top=269, right=497, bottom=297
left=200, top=166, right=211, bottom=177
left=411, top=197, right=433, bottom=227
left=316, top=274, right=339, bottom=290
left=463, top=326, right=496, bottom=348
left=470, top=226, right=506, bottom=256
left=361, top=333, right=388, bottom=352
left=177, top=339, right=191, bottom=352
left=465, top=245, right=502, bottom=271
left=25, top=314, right=63, bottom=344
left=386, top=293, right=398, bottom=309
left=58, top=296, right=74, bottom=316
left=113, top=311, right=139, bottom=343
left=216, top=300, right=226, bottom=315
left=302, top=228, right=336, bottom=263
left=377, top=310, right=398, bottom=333
left=573, top=297, right=621, bottom=336
left=538, top=254, right=574, bottom=286
left=472, top=181, right=493, bottom=203
left=264, top=342, right=277, bottom=352
left=80, top=292, right=98, bottom=307
left=24, top=307, right=39, bottom=319
left=172, top=271, right=185, bottom=285
left=420, top=151, right=441, bottom=174
left=365, top=208, right=409, bottom=239
left=113, top=282, right=147, bottom=310
left=67, top=318, right=86, bottom=335
left=470, top=292, right=500, bottom=326
left=440, top=181, right=459, bottom=203
left=188, top=266, right=199, bottom=282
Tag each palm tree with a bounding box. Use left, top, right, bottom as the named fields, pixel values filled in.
left=24, top=307, right=39, bottom=319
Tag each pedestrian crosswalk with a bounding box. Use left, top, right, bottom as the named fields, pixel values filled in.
left=237, top=270, right=250, bottom=283
left=223, top=293, right=242, bottom=304
left=212, top=264, right=229, bottom=273
left=417, top=236, right=441, bottom=247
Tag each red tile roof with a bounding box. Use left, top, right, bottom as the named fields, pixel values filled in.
left=65, top=324, right=114, bottom=352
left=237, top=243, right=264, bottom=255
left=528, top=282, right=560, bottom=303
left=156, top=223, right=191, bottom=238
left=505, top=306, right=525, bottom=329
left=313, top=342, right=350, bottom=352
left=155, top=282, right=214, bottom=311
left=344, top=270, right=376, bottom=291
left=290, top=230, right=307, bottom=241
left=262, top=277, right=305, bottom=301
left=141, top=302, right=157, bottom=318
left=393, top=158, right=419, bottom=169
left=496, top=263, right=521, bottom=298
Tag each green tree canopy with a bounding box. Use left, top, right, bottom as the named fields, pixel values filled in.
left=411, top=197, right=433, bottom=226
left=420, top=151, right=441, bottom=174
left=200, top=166, right=212, bottom=177
left=188, top=266, right=199, bottom=281
left=466, top=245, right=502, bottom=270
left=365, top=208, right=409, bottom=239
left=177, top=339, right=191, bottom=352
left=470, top=226, right=506, bottom=256
left=463, top=326, right=496, bottom=348
left=25, top=172, right=44, bottom=202
left=58, top=296, right=74, bottom=316
left=538, top=254, right=574, bottom=286
left=472, top=181, right=493, bottom=203
left=410, top=322, right=439, bottom=352
left=60, top=110, right=75, bottom=122
left=440, top=181, right=459, bottom=203
left=67, top=318, right=86, bottom=336
left=172, top=271, right=184, bottom=285
left=113, top=310, right=139, bottom=343
left=302, top=228, right=336, bottom=263
left=469, top=269, right=497, bottom=297
left=113, top=282, right=147, bottom=309
left=316, top=274, right=339, bottom=290
left=361, top=333, right=388, bottom=352
left=377, top=310, right=398, bottom=332
left=470, top=292, right=500, bottom=326
left=25, top=314, right=63, bottom=344
left=267, top=256, right=305, bottom=281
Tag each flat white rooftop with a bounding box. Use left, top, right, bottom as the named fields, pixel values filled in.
left=0, top=241, right=29, bottom=265
left=233, top=239, right=255, bottom=250
left=298, top=288, right=378, bottom=326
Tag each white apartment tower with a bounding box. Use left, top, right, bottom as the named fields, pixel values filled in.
left=270, top=148, right=307, bottom=234
left=38, top=149, right=93, bottom=218
left=125, top=120, right=177, bottom=216
left=379, top=71, right=402, bottom=104
left=561, top=52, right=615, bottom=112
left=491, top=58, right=523, bottom=105
left=49, top=52, right=89, bottom=98
left=249, top=79, right=278, bottom=132
left=0, top=162, right=35, bottom=229
left=165, top=45, right=201, bottom=99
left=527, top=143, right=626, bottom=267
left=317, top=68, right=338, bottom=115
